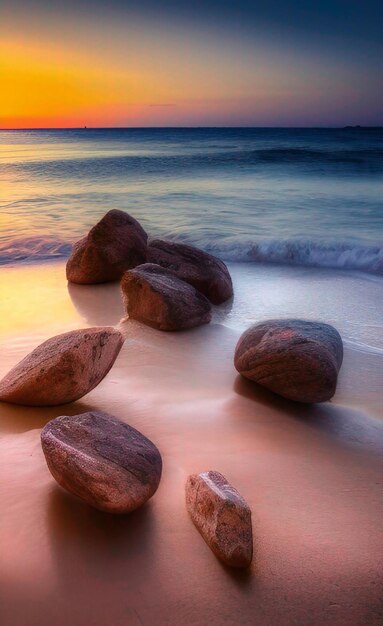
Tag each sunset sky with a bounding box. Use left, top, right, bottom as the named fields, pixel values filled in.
left=1, top=0, right=382, bottom=128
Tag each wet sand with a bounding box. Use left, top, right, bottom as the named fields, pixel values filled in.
left=1, top=262, right=383, bottom=626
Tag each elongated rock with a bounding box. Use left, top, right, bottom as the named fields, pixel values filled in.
left=147, top=239, right=233, bottom=304
left=121, top=263, right=212, bottom=331
left=185, top=471, right=253, bottom=568
left=41, top=411, right=162, bottom=513
left=0, top=327, right=124, bottom=406
left=234, top=319, right=343, bottom=403
left=66, top=209, right=148, bottom=284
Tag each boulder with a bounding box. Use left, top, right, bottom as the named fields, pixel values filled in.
left=185, top=471, right=253, bottom=568
left=66, top=209, right=148, bottom=284
left=121, top=263, right=212, bottom=331
left=0, top=327, right=124, bottom=406
left=147, top=239, right=233, bottom=304
left=41, top=411, right=162, bottom=513
left=234, top=319, right=343, bottom=403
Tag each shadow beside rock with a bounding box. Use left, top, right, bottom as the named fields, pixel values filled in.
left=47, top=486, right=157, bottom=584
left=0, top=399, right=97, bottom=434
left=233, top=374, right=383, bottom=454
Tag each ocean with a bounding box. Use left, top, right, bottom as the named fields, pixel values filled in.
left=1, top=127, right=382, bottom=271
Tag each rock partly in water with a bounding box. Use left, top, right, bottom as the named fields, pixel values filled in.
left=234, top=319, right=343, bottom=403
left=66, top=209, right=148, bottom=284
left=147, top=239, right=233, bottom=304
left=185, top=471, right=253, bottom=568
left=121, top=263, right=212, bottom=331
left=41, top=411, right=162, bottom=513
left=0, top=327, right=124, bottom=406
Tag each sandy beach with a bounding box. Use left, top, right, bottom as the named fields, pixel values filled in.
left=0, top=261, right=382, bottom=626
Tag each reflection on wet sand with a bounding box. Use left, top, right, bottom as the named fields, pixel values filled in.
left=67, top=281, right=124, bottom=326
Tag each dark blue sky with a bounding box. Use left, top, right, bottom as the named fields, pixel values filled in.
left=10, top=0, right=382, bottom=39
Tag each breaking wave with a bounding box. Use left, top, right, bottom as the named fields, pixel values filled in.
left=1, top=235, right=382, bottom=276
left=0, top=237, right=72, bottom=265
left=201, top=238, right=383, bottom=274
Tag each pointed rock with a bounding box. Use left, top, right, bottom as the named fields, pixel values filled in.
left=185, top=471, right=253, bottom=568
left=121, top=263, right=212, bottom=331
left=147, top=239, right=233, bottom=304
left=0, top=327, right=124, bottom=406
left=234, top=319, right=343, bottom=403
left=66, top=209, right=148, bottom=284
left=41, top=411, right=162, bottom=513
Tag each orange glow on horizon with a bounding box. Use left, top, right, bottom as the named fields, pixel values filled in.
left=0, top=38, right=181, bottom=129
left=1, top=27, right=289, bottom=129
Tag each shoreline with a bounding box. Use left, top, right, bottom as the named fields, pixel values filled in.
left=1, top=260, right=382, bottom=419
left=1, top=260, right=383, bottom=625
left=1, top=242, right=383, bottom=277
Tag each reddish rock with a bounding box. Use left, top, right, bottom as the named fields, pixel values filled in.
left=147, top=239, right=233, bottom=304
left=185, top=471, right=253, bottom=568
left=121, top=263, right=212, bottom=331
left=41, top=411, right=162, bottom=513
left=234, top=319, right=343, bottom=403
left=0, top=327, right=124, bottom=406
left=66, top=209, right=148, bottom=284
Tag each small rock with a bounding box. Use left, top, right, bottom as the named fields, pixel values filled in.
left=121, top=263, right=212, bottom=331
left=41, top=411, right=162, bottom=513
left=66, top=209, right=148, bottom=284
left=0, top=327, right=124, bottom=406
left=185, top=471, right=253, bottom=568
left=147, top=239, right=233, bottom=304
left=234, top=319, right=343, bottom=403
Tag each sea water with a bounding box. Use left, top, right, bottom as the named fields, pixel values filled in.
left=1, top=127, right=382, bottom=269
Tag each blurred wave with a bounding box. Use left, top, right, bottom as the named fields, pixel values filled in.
left=200, top=238, right=383, bottom=273
left=1, top=234, right=382, bottom=277
left=0, top=237, right=72, bottom=264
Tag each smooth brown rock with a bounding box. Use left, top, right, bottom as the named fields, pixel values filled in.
left=0, top=327, right=124, bottom=406
left=185, top=471, right=253, bottom=568
left=41, top=411, right=162, bottom=513
left=66, top=209, right=148, bottom=284
left=121, top=263, right=212, bottom=331
left=147, top=239, right=233, bottom=304
left=234, top=319, right=343, bottom=403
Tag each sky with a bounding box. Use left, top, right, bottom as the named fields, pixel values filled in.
left=1, top=0, right=382, bottom=128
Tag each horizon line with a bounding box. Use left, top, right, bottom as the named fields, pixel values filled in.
left=1, top=125, right=382, bottom=131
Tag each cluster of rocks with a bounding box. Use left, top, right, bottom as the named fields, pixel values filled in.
left=66, top=209, right=233, bottom=330
left=0, top=209, right=346, bottom=569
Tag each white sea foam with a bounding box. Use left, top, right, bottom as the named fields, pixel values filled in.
left=0, top=237, right=72, bottom=264
left=174, top=236, right=383, bottom=275
left=1, top=235, right=383, bottom=277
